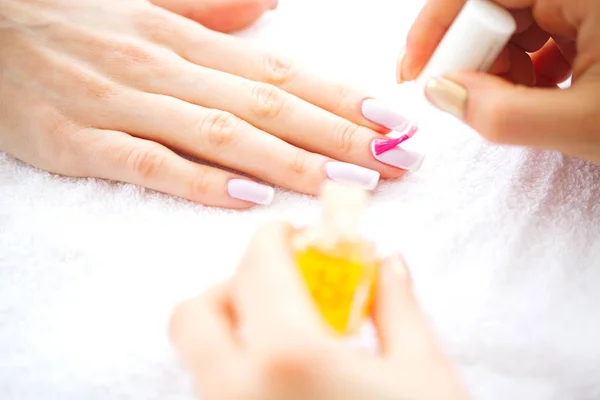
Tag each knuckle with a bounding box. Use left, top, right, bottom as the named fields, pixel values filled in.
left=109, top=39, right=157, bottom=66
left=130, top=7, right=171, bottom=36
left=86, top=78, right=121, bottom=101
left=333, top=122, right=361, bottom=153
left=43, top=117, right=87, bottom=175
left=289, top=148, right=313, bottom=176
left=188, top=168, right=213, bottom=200
left=262, top=53, right=296, bottom=86
left=250, top=83, right=287, bottom=118
left=46, top=114, right=75, bottom=143
left=200, top=111, right=241, bottom=148
left=126, top=144, right=167, bottom=179
left=331, top=84, right=352, bottom=111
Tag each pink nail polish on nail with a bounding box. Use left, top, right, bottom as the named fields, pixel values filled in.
left=227, top=179, right=274, bottom=205
left=373, top=125, right=419, bottom=155
left=371, top=140, right=425, bottom=172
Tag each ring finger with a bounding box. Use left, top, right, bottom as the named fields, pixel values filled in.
left=81, top=128, right=275, bottom=208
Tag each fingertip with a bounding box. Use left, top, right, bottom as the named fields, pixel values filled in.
left=377, top=254, right=413, bottom=305
left=169, top=297, right=200, bottom=346
left=383, top=254, right=411, bottom=284
left=402, top=0, right=467, bottom=81
left=396, top=47, right=407, bottom=84
left=531, top=39, right=573, bottom=85
left=245, top=221, right=296, bottom=265
left=399, top=43, right=420, bottom=83
left=193, top=0, right=269, bottom=32
left=445, top=71, right=582, bottom=149
left=373, top=254, right=414, bottom=354
left=265, top=0, right=278, bottom=10
left=254, top=220, right=294, bottom=240
left=402, top=33, right=425, bottom=82
left=425, top=72, right=520, bottom=144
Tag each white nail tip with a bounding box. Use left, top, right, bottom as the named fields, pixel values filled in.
left=361, top=99, right=410, bottom=131
left=227, top=179, right=274, bottom=205
left=325, top=162, right=380, bottom=191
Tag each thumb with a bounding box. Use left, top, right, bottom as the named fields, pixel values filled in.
left=373, top=255, right=442, bottom=359
left=423, top=73, right=599, bottom=155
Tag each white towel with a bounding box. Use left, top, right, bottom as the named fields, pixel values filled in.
left=1, top=0, right=600, bottom=399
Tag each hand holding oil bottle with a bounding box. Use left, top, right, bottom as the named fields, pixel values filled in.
left=170, top=182, right=469, bottom=400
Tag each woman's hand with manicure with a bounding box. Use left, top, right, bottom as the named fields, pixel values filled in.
left=0, top=0, right=420, bottom=210
left=400, top=0, right=600, bottom=165
left=170, top=222, right=469, bottom=400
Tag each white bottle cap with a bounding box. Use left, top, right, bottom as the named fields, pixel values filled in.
left=416, top=0, right=517, bottom=85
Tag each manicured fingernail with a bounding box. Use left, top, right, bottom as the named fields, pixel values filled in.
left=424, top=77, right=468, bottom=120
left=397, top=46, right=406, bottom=83
left=227, top=179, right=274, bottom=205
left=267, top=0, right=278, bottom=9
left=361, top=99, right=410, bottom=131
left=371, top=140, right=425, bottom=171
left=386, top=254, right=410, bottom=281
left=325, top=161, right=380, bottom=191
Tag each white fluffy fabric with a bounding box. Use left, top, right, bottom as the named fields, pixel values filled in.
left=1, top=0, right=600, bottom=399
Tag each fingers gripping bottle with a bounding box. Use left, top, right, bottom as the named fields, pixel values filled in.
left=292, top=181, right=380, bottom=335
left=396, top=0, right=517, bottom=125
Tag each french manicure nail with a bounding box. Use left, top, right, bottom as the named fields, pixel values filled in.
left=267, top=0, right=278, bottom=10
left=227, top=179, right=274, bottom=205
left=325, top=161, right=380, bottom=191
left=371, top=140, right=425, bottom=171
left=424, top=77, right=468, bottom=120
left=361, top=99, right=410, bottom=131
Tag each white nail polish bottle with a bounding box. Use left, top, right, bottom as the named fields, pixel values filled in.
left=417, top=0, right=517, bottom=85
left=397, top=0, right=517, bottom=124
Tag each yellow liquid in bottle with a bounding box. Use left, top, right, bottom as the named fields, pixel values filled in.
left=295, top=242, right=378, bottom=334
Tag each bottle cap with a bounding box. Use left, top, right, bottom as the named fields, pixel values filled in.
left=416, top=0, right=517, bottom=85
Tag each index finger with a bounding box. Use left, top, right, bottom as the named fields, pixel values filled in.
left=401, top=0, right=533, bottom=82
left=140, top=10, right=404, bottom=134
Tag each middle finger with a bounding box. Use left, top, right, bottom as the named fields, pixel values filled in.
left=137, top=8, right=411, bottom=134
left=144, top=60, right=424, bottom=177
